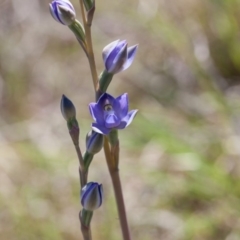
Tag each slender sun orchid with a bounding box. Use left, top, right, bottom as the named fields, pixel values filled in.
left=89, top=93, right=138, bottom=135
left=51, top=0, right=139, bottom=237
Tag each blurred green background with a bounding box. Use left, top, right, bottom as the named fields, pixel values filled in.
left=1, top=0, right=240, bottom=239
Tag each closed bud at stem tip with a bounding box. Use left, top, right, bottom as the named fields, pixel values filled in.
left=61, top=94, right=76, bottom=121
left=60, top=95, right=79, bottom=145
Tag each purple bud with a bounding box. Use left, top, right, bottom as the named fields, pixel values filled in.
left=60, top=94, right=76, bottom=121
left=102, top=40, right=138, bottom=74
left=49, top=0, right=76, bottom=25
left=86, top=130, right=103, bottom=154
left=81, top=182, right=103, bottom=211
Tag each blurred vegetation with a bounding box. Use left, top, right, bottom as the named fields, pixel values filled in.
left=1, top=0, right=240, bottom=239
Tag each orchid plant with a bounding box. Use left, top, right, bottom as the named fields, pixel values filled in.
left=50, top=0, right=138, bottom=239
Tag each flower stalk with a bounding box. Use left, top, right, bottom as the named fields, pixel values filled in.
left=78, top=0, right=98, bottom=90
left=81, top=209, right=93, bottom=226
left=103, top=136, right=131, bottom=240
left=97, top=70, right=113, bottom=98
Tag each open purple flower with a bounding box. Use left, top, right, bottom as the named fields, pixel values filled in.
left=49, top=0, right=76, bottom=25
left=102, top=40, right=138, bottom=74
left=89, top=93, right=138, bottom=135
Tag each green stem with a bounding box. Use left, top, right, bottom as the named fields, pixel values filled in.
left=110, top=170, right=131, bottom=240
left=75, top=145, right=87, bottom=186
left=77, top=1, right=95, bottom=239
left=69, top=21, right=88, bottom=56
left=81, top=209, right=94, bottom=226
left=78, top=0, right=98, bottom=90
left=80, top=210, right=93, bottom=240
left=83, top=151, right=94, bottom=170
left=85, top=25, right=98, bottom=90
left=97, top=70, right=113, bottom=95
left=108, top=129, right=118, bottom=146
left=103, top=137, right=131, bottom=240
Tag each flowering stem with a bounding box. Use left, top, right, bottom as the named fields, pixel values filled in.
left=75, top=145, right=87, bottom=186
left=80, top=211, right=93, bottom=240
left=103, top=137, right=131, bottom=240
left=78, top=2, right=131, bottom=240
left=96, top=70, right=113, bottom=98
left=78, top=0, right=98, bottom=90
left=83, top=151, right=94, bottom=170
left=85, top=26, right=98, bottom=90
left=110, top=169, right=131, bottom=240
left=81, top=209, right=94, bottom=226
left=75, top=143, right=92, bottom=240
left=68, top=20, right=88, bottom=56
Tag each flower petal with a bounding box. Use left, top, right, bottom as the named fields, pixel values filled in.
left=92, top=123, right=110, bottom=135
left=114, top=93, right=129, bottom=118
left=89, top=103, right=104, bottom=124
left=105, top=114, right=121, bottom=128
left=107, top=41, right=128, bottom=73
left=118, top=109, right=138, bottom=129
left=98, top=92, right=115, bottom=106
left=102, top=40, right=119, bottom=67
left=120, top=45, right=138, bottom=72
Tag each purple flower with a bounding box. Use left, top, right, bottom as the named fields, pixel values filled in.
left=102, top=40, right=138, bottom=74
left=49, top=0, right=76, bottom=25
left=89, top=93, right=138, bottom=135
left=81, top=182, right=103, bottom=211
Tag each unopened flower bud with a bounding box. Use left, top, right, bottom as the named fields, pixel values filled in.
left=60, top=94, right=76, bottom=121
left=81, top=182, right=103, bottom=211
left=86, top=130, right=103, bottom=154
left=49, top=0, right=76, bottom=26
left=61, top=95, right=79, bottom=145
left=102, top=40, right=138, bottom=74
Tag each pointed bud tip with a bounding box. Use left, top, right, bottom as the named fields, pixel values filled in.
left=60, top=94, right=76, bottom=121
